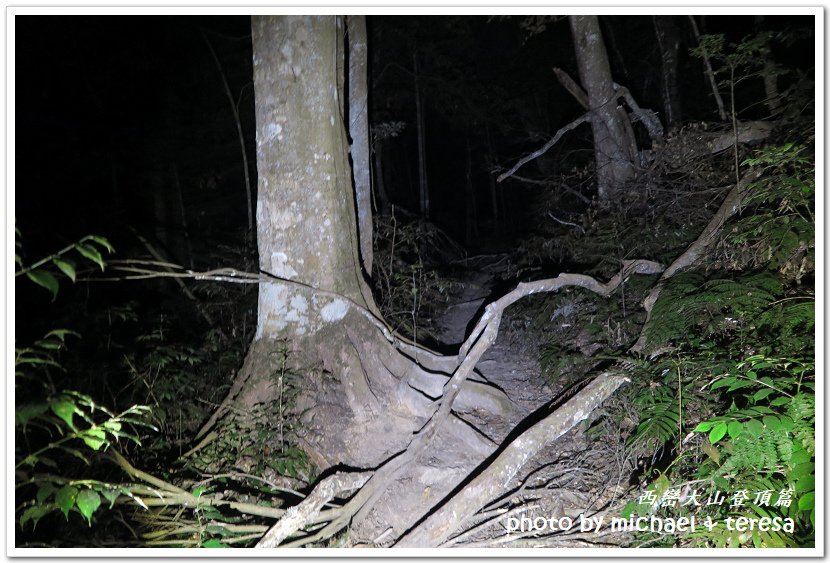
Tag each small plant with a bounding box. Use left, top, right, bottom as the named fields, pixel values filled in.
left=15, top=231, right=154, bottom=536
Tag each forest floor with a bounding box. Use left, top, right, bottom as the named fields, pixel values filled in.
left=384, top=253, right=632, bottom=548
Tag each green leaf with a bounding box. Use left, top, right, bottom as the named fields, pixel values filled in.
left=36, top=483, right=56, bottom=504
left=81, top=428, right=107, bottom=451
left=727, top=420, right=743, bottom=439
left=76, top=489, right=101, bottom=524
left=795, top=475, right=814, bottom=494
left=88, top=235, right=115, bottom=253
left=789, top=462, right=814, bottom=481
left=50, top=398, right=77, bottom=429
left=797, top=492, right=815, bottom=511
left=44, top=329, right=80, bottom=342
left=55, top=485, right=79, bottom=519
left=778, top=415, right=795, bottom=432
left=75, top=243, right=104, bottom=270
left=16, top=403, right=48, bottom=426
left=620, top=500, right=637, bottom=518
left=19, top=505, right=53, bottom=530
left=745, top=419, right=765, bottom=437
left=26, top=270, right=59, bottom=300
left=770, top=397, right=790, bottom=407
left=201, top=539, right=229, bottom=548
left=752, top=388, right=775, bottom=402
left=709, top=422, right=728, bottom=444
left=694, top=421, right=714, bottom=432
left=763, top=415, right=782, bottom=431
left=790, top=448, right=811, bottom=465
left=52, top=258, right=76, bottom=282
left=101, top=488, right=120, bottom=508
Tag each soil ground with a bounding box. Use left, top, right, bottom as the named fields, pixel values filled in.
left=352, top=254, right=629, bottom=547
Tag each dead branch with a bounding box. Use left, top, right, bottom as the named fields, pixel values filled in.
left=613, top=82, right=664, bottom=142
left=394, top=373, right=630, bottom=547
left=507, top=173, right=591, bottom=204
left=630, top=166, right=764, bottom=353
left=256, top=471, right=372, bottom=548
left=553, top=67, right=589, bottom=109
left=459, top=259, right=664, bottom=360
left=497, top=113, right=592, bottom=183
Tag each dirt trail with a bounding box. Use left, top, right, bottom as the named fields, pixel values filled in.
left=352, top=255, right=620, bottom=547
left=352, top=256, right=552, bottom=546
left=436, top=255, right=552, bottom=441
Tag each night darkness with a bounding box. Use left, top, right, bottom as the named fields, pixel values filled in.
left=13, top=13, right=817, bottom=550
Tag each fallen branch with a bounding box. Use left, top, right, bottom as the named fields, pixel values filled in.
left=459, top=259, right=664, bottom=360
left=394, top=373, right=630, bottom=547
left=630, top=166, right=764, bottom=353
left=256, top=471, right=372, bottom=548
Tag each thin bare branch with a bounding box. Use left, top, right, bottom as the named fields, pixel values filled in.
left=497, top=113, right=591, bottom=183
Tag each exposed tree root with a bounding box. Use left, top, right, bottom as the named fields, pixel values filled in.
left=256, top=471, right=372, bottom=548
left=106, top=171, right=775, bottom=546
left=395, top=373, right=630, bottom=547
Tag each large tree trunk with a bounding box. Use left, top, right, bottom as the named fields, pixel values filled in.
left=221, top=16, right=392, bottom=461
left=200, top=17, right=511, bottom=540
left=569, top=15, right=636, bottom=201
left=201, top=16, right=639, bottom=548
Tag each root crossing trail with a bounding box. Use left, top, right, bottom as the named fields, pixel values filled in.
left=436, top=255, right=552, bottom=441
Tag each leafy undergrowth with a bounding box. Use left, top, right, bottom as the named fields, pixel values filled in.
left=372, top=209, right=466, bottom=346
left=508, top=133, right=815, bottom=548
left=14, top=229, right=270, bottom=547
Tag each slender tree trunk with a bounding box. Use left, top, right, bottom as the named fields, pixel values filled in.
left=569, top=15, right=636, bottom=201
left=688, top=15, right=728, bottom=121
left=653, top=15, right=682, bottom=130
left=464, top=130, right=478, bottom=246
left=754, top=15, right=782, bottom=115
left=413, top=51, right=429, bottom=219
left=347, top=15, right=373, bottom=273
left=485, top=123, right=500, bottom=233
left=171, top=162, right=194, bottom=270
left=203, top=32, right=254, bottom=239
left=372, top=142, right=391, bottom=214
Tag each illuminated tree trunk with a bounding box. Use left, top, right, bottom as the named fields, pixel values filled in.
left=569, top=15, right=636, bottom=201
left=198, top=16, right=397, bottom=464
left=347, top=15, right=373, bottom=273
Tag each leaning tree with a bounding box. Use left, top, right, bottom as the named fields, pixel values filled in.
left=172, top=15, right=768, bottom=548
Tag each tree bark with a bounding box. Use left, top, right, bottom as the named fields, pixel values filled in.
left=223, top=16, right=387, bottom=443
left=347, top=15, right=373, bottom=273
left=569, top=15, right=636, bottom=201
left=414, top=51, right=430, bottom=219
left=754, top=16, right=782, bottom=115
left=653, top=15, right=682, bottom=130
left=688, top=15, right=728, bottom=121
left=464, top=130, right=478, bottom=246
